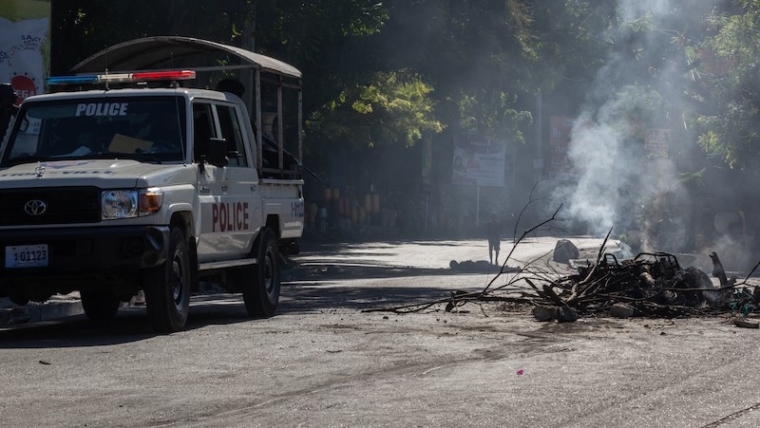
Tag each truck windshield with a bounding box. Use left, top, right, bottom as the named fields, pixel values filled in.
left=1, top=95, right=187, bottom=166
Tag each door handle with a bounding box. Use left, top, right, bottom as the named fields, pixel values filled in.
left=221, top=185, right=228, bottom=192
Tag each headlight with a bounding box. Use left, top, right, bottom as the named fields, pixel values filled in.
left=101, top=188, right=164, bottom=220
left=102, top=190, right=138, bottom=219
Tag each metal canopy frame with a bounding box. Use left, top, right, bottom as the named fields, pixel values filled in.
left=70, top=35, right=302, bottom=79
left=70, top=36, right=302, bottom=177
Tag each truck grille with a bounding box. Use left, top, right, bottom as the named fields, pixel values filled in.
left=0, top=187, right=101, bottom=226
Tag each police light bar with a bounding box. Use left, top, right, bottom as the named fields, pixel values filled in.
left=47, top=70, right=196, bottom=86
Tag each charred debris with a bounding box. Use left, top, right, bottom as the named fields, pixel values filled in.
left=366, top=239, right=760, bottom=325
left=363, top=208, right=760, bottom=323
left=526, top=248, right=758, bottom=322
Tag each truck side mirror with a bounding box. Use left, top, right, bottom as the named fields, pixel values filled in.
left=206, top=137, right=228, bottom=167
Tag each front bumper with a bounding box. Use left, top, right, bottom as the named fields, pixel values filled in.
left=0, top=225, right=170, bottom=279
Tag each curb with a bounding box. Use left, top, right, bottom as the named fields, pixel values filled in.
left=1, top=298, right=84, bottom=326
left=25, top=300, right=84, bottom=323
left=0, top=291, right=140, bottom=326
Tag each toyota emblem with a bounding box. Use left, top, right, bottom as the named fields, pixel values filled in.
left=24, top=199, right=47, bottom=216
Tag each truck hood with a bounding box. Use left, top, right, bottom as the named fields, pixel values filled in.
left=0, top=159, right=195, bottom=189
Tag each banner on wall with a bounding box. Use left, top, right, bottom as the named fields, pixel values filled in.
left=0, top=0, right=51, bottom=104
left=452, top=133, right=506, bottom=187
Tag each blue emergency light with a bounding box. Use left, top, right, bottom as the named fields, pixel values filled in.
left=47, top=70, right=196, bottom=86
left=46, top=75, right=100, bottom=85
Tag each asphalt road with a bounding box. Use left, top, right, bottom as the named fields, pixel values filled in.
left=1, top=237, right=760, bottom=428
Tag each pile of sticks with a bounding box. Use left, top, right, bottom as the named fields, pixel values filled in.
left=527, top=250, right=753, bottom=318
left=363, top=207, right=760, bottom=319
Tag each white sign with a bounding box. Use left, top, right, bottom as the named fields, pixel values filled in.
left=0, top=17, right=49, bottom=103
left=452, top=137, right=506, bottom=187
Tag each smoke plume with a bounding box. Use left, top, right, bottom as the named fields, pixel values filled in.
left=553, top=0, right=705, bottom=253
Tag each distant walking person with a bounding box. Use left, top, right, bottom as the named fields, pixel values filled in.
left=486, top=213, right=502, bottom=265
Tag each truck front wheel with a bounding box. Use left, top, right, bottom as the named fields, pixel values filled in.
left=243, top=227, right=281, bottom=317
left=143, top=227, right=191, bottom=333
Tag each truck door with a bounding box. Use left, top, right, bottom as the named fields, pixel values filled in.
left=193, top=100, right=261, bottom=262
left=194, top=101, right=233, bottom=262
left=214, top=102, right=261, bottom=255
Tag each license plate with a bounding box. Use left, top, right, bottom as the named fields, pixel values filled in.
left=5, top=244, right=49, bottom=268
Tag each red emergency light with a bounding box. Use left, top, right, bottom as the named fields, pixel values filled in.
left=131, top=70, right=197, bottom=81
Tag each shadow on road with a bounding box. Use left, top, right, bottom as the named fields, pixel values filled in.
left=0, top=245, right=510, bottom=348
left=0, top=309, right=156, bottom=348
left=286, top=263, right=506, bottom=281
left=0, top=302, right=260, bottom=349
left=279, top=281, right=461, bottom=314
left=281, top=265, right=517, bottom=317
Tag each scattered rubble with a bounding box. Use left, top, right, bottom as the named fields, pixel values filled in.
left=367, top=242, right=760, bottom=328
left=0, top=295, right=85, bottom=325
left=528, top=250, right=759, bottom=322
left=357, top=211, right=760, bottom=328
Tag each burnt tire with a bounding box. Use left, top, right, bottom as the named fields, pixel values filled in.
left=80, top=291, right=120, bottom=321
left=243, top=227, right=281, bottom=318
left=143, top=227, right=191, bottom=333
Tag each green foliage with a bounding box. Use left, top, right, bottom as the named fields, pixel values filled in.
left=679, top=168, right=706, bottom=189
left=361, top=0, right=565, bottom=146
left=307, top=72, right=443, bottom=148
left=696, top=0, right=760, bottom=168
left=457, top=90, right=532, bottom=144
left=49, top=0, right=616, bottom=154
left=50, top=0, right=760, bottom=176
left=529, top=0, right=616, bottom=88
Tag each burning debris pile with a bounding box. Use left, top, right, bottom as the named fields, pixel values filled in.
left=527, top=250, right=760, bottom=321
left=362, top=213, right=760, bottom=325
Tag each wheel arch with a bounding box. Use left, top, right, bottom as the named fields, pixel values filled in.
left=248, top=215, right=280, bottom=259
left=170, top=210, right=198, bottom=291
left=265, top=214, right=281, bottom=238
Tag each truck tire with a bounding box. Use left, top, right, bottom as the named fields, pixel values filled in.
left=80, top=291, right=120, bottom=321
left=143, top=227, right=191, bottom=333
left=243, top=227, right=281, bottom=317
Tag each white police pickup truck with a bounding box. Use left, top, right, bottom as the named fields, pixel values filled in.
left=0, top=36, right=305, bottom=332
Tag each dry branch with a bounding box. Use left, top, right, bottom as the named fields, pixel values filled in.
left=362, top=193, right=760, bottom=321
